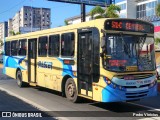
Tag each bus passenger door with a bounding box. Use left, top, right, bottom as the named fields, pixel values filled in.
left=78, top=29, right=93, bottom=98
left=28, top=38, right=37, bottom=83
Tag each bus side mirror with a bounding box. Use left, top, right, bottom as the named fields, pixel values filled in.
left=101, top=37, right=105, bottom=48
left=100, top=37, right=106, bottom=58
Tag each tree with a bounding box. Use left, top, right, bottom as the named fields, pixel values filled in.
left=64, top=20, right=69, bottom=25
left=105, top=4, right=121, bottom=18
left=16, top=32, right=21, bottom=35
left=0, top=39, right=3, bottom=47
left=156, top=3, right=160, bottom=17
left=0, top=39, right=3, bottom=55
left=9, top=31, right=21, bottom=36
left=90, top=6, right=105, bottom=19
left=155, top=38, right=160, bottom=45
left=9, top=30, right=15, bottom=36
left=90, top=4, right=121, bottom=19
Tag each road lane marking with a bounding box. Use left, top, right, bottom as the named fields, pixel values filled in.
left=138, top=117, right=160, bottom=120
left=127, top=102, right=160, bottom=112
left=0, top=83, right=159, bottom=120
left=0, top=86, right=69, bottom=120
left=127, top=102, right=160, bottom=120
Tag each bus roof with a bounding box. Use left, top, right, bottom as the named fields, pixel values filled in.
left=6, top=18, right=153, bottom=41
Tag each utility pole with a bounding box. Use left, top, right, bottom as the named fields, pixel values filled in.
left=81, top=3, right=86, bottom=22
left=40, top=8, right=42, bottom=30
left=30, top=0, right=33, bottom=32
left=47, top=0, right=115, bottom=22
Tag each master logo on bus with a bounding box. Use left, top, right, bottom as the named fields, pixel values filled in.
left=38, top=61, right=53, bottom=69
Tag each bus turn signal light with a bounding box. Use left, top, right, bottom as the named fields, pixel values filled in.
left=104, top=77, right=111, bottom=85
left=95, top=87, right=98, bottom=90
left=73, top=72, right=77, bottom=77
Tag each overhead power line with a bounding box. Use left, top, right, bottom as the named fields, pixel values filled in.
left=0, top=0, right=26, bottom=15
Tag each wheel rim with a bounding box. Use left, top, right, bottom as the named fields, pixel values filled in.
left=17, top=73, right=21, bottom=86
left=67, top=83, right=75, bottom=97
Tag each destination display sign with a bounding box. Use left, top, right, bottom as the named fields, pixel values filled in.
left=48, top=0, right=113, bottom=6
left=105, top=19, right=154, bottom=33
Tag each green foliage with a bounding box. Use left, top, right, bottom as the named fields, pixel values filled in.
left=89, top=4, right=121, bottom=19
left=155, top=38, right=160, bottom=45
left=9, top=31, right=21, bottom=36
left=94, top=15, right=104, bottom=19
left=9, top=30, right=15, bottom=35
left=64, top=20, right=69, bottom=25
left=16, top=32, right=21, bottom=35
left=90, top=6, right=105, bottom=19
left=105, top=4, right=121, bottom=18
left=156, top=3, right=160, bottom=17
left=0, top=39, right=3, bottom=47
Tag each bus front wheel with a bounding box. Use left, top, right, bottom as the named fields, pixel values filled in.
left=65, top=78, right=78, bottom=103
left=16, top=70, right=27, bottom=88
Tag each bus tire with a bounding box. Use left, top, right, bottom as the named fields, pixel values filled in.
left=16, top=70, right=27, bottom=88
left=65, top=78, right=78, bottom=103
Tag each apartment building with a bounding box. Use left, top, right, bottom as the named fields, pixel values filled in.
left=115, top=0, right=160, bottom=38
left=65, top=0, right=137, bottom=25
left=9, top=6, right=51, bottom=35
left=0, top=22, right=8, bottom=40
left=115, top=0, right=160, bottom=25
left=0, top=22, right=8, bottom=54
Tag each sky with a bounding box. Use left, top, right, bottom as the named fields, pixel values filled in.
left=0, top=0, right=123, bottom=28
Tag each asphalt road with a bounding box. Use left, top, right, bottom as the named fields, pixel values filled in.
left=0, top=68, right=160, bottom=120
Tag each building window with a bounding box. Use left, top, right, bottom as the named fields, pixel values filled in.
left=11, top=40, right=18, bottom=56
left=137, top=1, right=158, bottom=18
left=5, top=41, right=10, bottom=56
left=19, top=39, right=27, bottom=56
left=48, top=35, right=59, bottom=57
left=38, top=36, right=48, bottom=57
left=61, top=33, right=75, bottom=57
left=152, top=21, right=160, bottom=26
left=118, top=3, right=126, bottom=11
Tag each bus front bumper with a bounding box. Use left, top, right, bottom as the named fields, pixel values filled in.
left=102, top=83, right=157, bottom=102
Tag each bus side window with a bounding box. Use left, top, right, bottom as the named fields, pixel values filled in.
left=19, top=39, right=27, bottom=56
left=61, top=33, right=75, bottom=57
left=11, top=40, right=18, bottom=56
left=38, top=36, right=48, bottom=57
left=5, top=41, right=11, bottom=56
left=48, top=35, right=60, bottom=57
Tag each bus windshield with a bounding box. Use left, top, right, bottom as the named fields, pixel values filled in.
left=103, top=34, right=156, bottom=72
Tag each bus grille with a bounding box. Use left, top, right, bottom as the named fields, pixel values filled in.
left=124, top=84, right=150, bottom=88
left=126, top=91, right=148, bottom=99
left=116, top=73, right=154, bottom=80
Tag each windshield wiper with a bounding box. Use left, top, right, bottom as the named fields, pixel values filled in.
left=119, top=32, right=132, bottom=57
left=137, top=34, right=147, bottom=71
left=137, top=34, right=147, bottom=58
left=138, top=34, right=147, bottom=52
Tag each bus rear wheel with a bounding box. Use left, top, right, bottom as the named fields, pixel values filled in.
left=16, top=70, right=27, bottom=87
left=65, top=78, right=78, bottom=103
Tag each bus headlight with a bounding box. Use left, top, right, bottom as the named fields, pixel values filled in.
left=103, top=77, right=111, bottom=85
left=149, top=80, right=156, bottom=88
left=103, top=77, right=125, bottom=90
